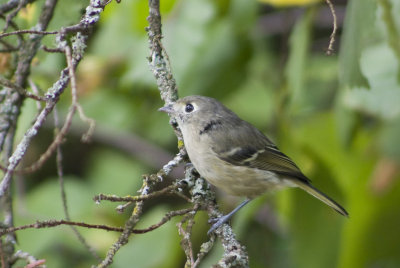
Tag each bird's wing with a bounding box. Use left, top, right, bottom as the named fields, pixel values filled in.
left=211, top=121, right=310, bottom=183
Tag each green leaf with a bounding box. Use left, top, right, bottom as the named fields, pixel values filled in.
left=380, top=118, right=400, bottom=160
left=277, top=113, right=375, bottom=268
left=379, top=0, right=400, bottom=82
left=342, top=44, right=400, bottom=120
left=163, top=0, right=254, bottom=98
left=339, top=0, right=377, bottom=88
left=285, top=8, right=314, bottom=112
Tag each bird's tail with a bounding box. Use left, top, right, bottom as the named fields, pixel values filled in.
left=293, top=181, right=349, bottom=217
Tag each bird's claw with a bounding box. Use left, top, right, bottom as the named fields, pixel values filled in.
left=207, top=215, right=231, bottom=235
left=184, top=162, right=194, bottom=169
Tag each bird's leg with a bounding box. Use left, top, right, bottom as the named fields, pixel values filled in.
left=207, top=198, right=251, bottom=235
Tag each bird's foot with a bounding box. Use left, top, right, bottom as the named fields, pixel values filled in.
left=207, top=214, right=232, bottom=235
left=184, top=162, right=194, bottom=169
left=206, top=199, right=251, bottom=235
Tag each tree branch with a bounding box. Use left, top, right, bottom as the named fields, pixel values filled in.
left=0, top=0, right=110, bottom=266
left=145, top=0, right=250, bottom=267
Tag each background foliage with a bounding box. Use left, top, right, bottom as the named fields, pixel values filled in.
left=1, top=0, right=400, bottom=267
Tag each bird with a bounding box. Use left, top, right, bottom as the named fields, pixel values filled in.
left=159, top=95, right=348, bottom=235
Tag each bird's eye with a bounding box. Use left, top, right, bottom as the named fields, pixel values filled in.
left=185, top=103, right=194, bottom=113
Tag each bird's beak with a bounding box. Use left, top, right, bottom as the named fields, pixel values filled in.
left=158, top=104, right=174, bottom=114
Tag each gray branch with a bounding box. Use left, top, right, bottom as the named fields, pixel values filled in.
left=146, top=0, right=249, bottom=267
left=0, top=0, right=109, bottom=266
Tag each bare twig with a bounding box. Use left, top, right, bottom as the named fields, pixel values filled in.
left=95, top=176, right=153, bottom=268
left=0, top=77, right=47, bottom=102
left=0, top=1, right=60, bottom=265
left=0, top=14, right=22, bottom=47
left=65, top=44, right=96, bottom=142
left=134, top=207, right=197, bottom=234
left=94, top=182, right=184, bottom=204
left=0, top=127, right=184, bottom=177
left=147, top=0, right=178, bottom=105
left=0, top=0, right=112, bottom=266
left=177, top=207, right=198, bottom=267
left=0, top=207, right=198, bottom=238
left=0, top=0, right=36, bottom=14
left=190, top=168, right=250, bottom=267
left=28, top=78, right=43, bottom=111
left=0, top=30, right=58, bottom=39
left=0, top=100, right=57, bottom=196
left=192, top=236, right=216, bottom=268
left=14, top=103, right=77, bottom=175
left=325, top=0, right=337, bottom=55
left=159, top=152, right=185, bottom=177
left=0, top=0, right=60, bottom=197
left=0, top=39, right=17, bottom=51
left=76, top=104, right=96, bottom=142
left=10, top=250, right=45, bottom=268
left=41, top=45, right=64, bottom=53
left=13, top=40, right=96, bottom=175
left=95, top=154, right=187, bottom=267
left=0, top=220, right=124, bottom=236
left=54, top=108, right=101, bottom=261
left=0, top=0, right=103, bottom=187
left=3, top=0, right=27, bottom=31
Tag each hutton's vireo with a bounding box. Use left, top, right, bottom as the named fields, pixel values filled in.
left=160, top=95, right=348, bottom=234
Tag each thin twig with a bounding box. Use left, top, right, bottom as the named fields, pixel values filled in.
left=0, top=44, right=96, bottom=176
left=95, top=177, right=150, bottom=268
left=0, top=220, right=124, bottom=237
left=10, top=250, right=44, bottom=268
left=192, top=236, right=216, bottom=268
left=65, top=44, right=96, bottom=142
left=0, top=13, right=23, bottom=49
left=28, top=79, right=43, bottom=111
left=0, top=0, right=36, bottom=15
left=134, top=207, right=197, bottom=234
left=94, top=183, right=182, bottom=203
left=147, top=0, right=178, bottom=104
left=76, top=104, right=96, bottom=142
left=0, top=30, right=58, bottom=39
left=0, top=0, right=110, bottom=266
left=159, top=152, right=185, bottom=177
left=0, top=0, right=104, bottom=197
left=177, top=207, right=198, bottom=267
left=0, top=39, right=17, bottom=51
left=7, top=43, right=94, bottom=175
left=115, top=202, right=133, bottom=213
left=0, top=0, right=60, bottom=199
left=18, top=103, right=77, bottom=174
left=0, top=77, right=47, bottom=102
left=174, top=190, right=192, bottom=203
left=54, top=108, right=101, bottom=262
left=3, top=0, right=27, bottom=31
left=65, top=46, right=78, bottom=104
left=41, top=45, right=64, bottom=53
left=0, top=207, right=198, bottom=238
left=0, top=2, right=60, bottom=264
left=325, top=0, right=337, bottom=55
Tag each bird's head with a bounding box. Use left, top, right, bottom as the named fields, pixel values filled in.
left=159, top=95, right=223, bottom=126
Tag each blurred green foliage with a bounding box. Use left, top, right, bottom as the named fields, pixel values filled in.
left=3, top=0, right=400, bottom=267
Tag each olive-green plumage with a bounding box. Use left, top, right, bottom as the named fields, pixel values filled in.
left=160, top=95, right=348, bottom=232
